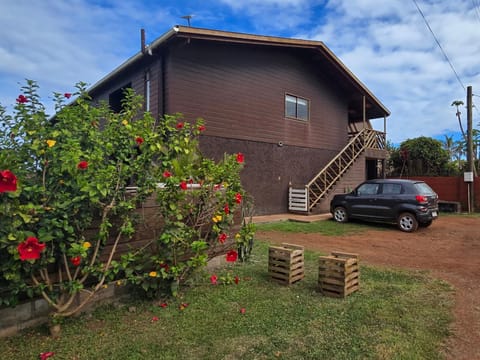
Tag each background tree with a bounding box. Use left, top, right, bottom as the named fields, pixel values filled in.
left=451, top=99, right=479, bottom=174
left=442, top=135, right=455, bottom=161
left=388, top=136, right=453, bottom=176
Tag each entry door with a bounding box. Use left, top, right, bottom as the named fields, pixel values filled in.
left=366, top=159, right=378, bottom=180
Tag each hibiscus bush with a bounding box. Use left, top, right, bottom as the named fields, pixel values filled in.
left=113, top=115, right=255, bottom=298
left=0, top=80, right=254, bottom=319
left=0, top=80, right=163, bottom=318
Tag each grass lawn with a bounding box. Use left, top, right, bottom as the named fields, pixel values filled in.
left=255, top=218, right=377, bottom=235
left=0, top=239, right=453, bottom=360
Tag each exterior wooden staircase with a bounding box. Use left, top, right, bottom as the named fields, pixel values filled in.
left=288, top=128, right=386, bottom=213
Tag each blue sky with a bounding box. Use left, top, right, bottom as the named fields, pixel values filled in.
left=0, top=0, right=479, bottom=144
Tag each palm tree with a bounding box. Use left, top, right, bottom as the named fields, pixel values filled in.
left=453, top=140, right=465, bottom=171
left=442, top=134, right=455, bottom=161
left=451, top=100, right=467, bottom=143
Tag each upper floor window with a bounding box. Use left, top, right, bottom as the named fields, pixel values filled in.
left=109, top=82, right=132, bottom=113
left=285, top=94, right=309, bottom=121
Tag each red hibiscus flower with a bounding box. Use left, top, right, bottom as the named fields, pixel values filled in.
left=70, top=256, right=81, bottom=267
left=163, top=170, right=171, bottom=178
left=226, top=250, right=238, bottom=263
left=198, top=125, right=206, bottom=132
left=64, top=93, right=72, bottom=99
left=210, top=274, right=218, bottom=285
left=240, top=307, right=246, bottom=314
left=224, top=204, right=230, bottom=215
left=135, top=137, right=144, bottom=145
left=179, top=302, right=189, bottom=310
left=151, top=316, right=159, bottom=322
left=39, top=352, right=55, bottom=360
left=218, top=233, right=227, bottom=244
left=176, top=122, right=184, bottom=129
left=77, top=160, right=88, bottom=170
left=234, top=275, right=240, bottom=284
left=16, top=94, right=28, bottom=103
left=236, top=153, right=244, bottom=163
left=159, top=302, right=168, bottom=308
left=235, top=193, right=242, bottom=204
left=17, top=237, right=46, bottom=261
left=180, top=181, right=188, bottom=190
left=0, top=170, right=17, bottom=193
left=213, top=184, right=221, bottom=191
left=159, top=263, right=169, bottom=272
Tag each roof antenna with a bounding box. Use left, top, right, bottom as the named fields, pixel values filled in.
left=181, top=15, right=194, bottom=27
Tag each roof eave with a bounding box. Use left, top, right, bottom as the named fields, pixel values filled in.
left=87, top=26, right=179, bottom=96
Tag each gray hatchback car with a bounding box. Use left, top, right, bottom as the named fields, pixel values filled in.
left=330, top=179, right=439, bottom=232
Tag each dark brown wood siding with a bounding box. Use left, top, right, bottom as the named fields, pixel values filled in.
left=165, top=39, right=349, bottom=151
left=90, top=57, right=162, bottom=117
left=199, top=135, right=338, bottom=214
left=165, top=39, right=356, bottom=214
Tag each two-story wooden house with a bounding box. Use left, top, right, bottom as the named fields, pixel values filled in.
left=88, top=26, right=390, bottom=215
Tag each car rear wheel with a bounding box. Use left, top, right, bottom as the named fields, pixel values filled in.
left=333, top=206, right=348, bottom=223
left=398, top=212, right=418, bottom=232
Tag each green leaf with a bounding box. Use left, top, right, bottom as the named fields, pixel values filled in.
left=18, top=212, right=32, bottom=224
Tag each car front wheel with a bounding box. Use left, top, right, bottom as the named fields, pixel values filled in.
left=333, top=206, right=349, bottom=223
left=397, top=212, right=418, bottom=232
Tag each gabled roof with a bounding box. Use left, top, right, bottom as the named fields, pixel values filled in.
left=89, top=26, right=390, bottom=120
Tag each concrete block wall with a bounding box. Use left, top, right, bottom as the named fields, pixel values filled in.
left=0, top=283, right=129, bottom=338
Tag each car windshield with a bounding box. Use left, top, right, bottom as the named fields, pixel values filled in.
left=414, top=182, right=436, bottom=195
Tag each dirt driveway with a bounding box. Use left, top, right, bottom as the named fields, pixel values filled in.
left=256, top=215, right=480, bottom=360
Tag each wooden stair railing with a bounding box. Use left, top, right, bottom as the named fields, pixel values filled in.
left=288, top=128, right=385, bottom=213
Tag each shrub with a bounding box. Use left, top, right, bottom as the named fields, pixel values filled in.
left=0, top=80, right=254, bottom=320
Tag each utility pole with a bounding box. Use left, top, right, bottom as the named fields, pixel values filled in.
left=466, top=86, right=474, bottom=212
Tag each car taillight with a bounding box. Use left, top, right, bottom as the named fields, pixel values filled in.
left=416, top=195, right=428, bottom=204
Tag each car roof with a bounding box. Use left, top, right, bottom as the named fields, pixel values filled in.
left=364, top=179, right=423, bottom=184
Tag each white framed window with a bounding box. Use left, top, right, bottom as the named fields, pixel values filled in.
left=285, top=94, right=309, bottom=121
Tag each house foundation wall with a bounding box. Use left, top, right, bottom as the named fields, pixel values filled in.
left=200, top=135, right=345, bottom=215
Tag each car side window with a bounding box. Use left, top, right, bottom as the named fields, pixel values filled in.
left=357, top=183, right=379, bottom=195
left=381, top=183, right=402, bottom=195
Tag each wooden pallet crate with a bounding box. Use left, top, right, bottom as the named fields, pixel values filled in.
left=268, top=243, right=305, bottom=285
left=318, top=252, right=360, bottom=298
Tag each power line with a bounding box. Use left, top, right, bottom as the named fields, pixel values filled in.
left=412, top=0, right=466, bottom=91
